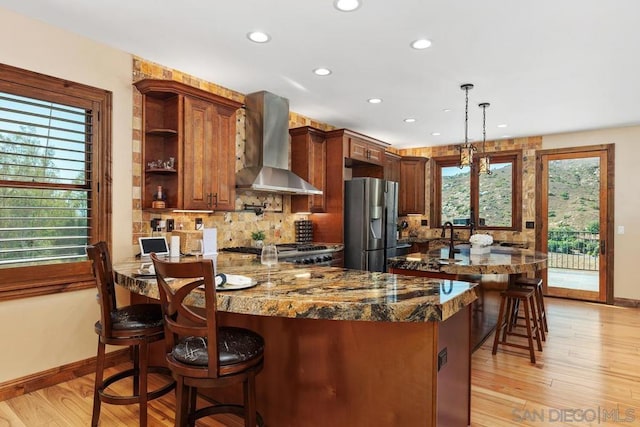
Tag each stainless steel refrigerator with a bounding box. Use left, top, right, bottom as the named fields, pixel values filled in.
left=344, top=177, right=398, bottom=272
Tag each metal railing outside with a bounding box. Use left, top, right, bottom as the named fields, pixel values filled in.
left=547, top=230, right=599, bottom=271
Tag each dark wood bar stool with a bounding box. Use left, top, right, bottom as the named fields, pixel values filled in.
left=151, top=254, right=265, bottom=427
left=514, top=277, right=548, bottom=333
left=492, top=287, right=543, bottom=363
left=87, top=242, right=175, bottom=427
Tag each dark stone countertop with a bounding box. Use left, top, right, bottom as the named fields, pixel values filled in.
left=113, top=254, right=478, bottom=323
left=388, top=245, right=547, bottom=275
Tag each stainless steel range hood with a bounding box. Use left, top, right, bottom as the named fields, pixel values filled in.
left=236, top=91, right=322, bottom=195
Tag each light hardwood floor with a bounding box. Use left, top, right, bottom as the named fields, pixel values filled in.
left=1, top=298, right=639, bottom=426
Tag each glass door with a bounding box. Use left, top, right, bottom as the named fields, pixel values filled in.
left=537, top=146, right=613, bottom=302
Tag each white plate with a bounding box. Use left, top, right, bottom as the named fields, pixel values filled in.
left=217, top=280, right=258, bottom=291
left=197, top=274, right=258, bottom=291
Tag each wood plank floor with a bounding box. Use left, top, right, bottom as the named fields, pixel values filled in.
left=1, top=297, right=639, bottom=426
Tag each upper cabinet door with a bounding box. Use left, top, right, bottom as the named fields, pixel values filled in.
left=183, top=96, right=215, bottom=210
left=348, top=136, right=384, bottom=165
left=384, top=152, right=401, bottom=182
left=183, top=96, right=238, bottom=211
left=291, top=126, right=327, bottom=213
left=399, top=156, right=428, bottom=215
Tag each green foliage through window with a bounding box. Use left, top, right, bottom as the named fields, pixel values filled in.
left=0, top=93, right=92, bottom=267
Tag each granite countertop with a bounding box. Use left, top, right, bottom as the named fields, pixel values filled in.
left=388, top=245, right=547, bottom=275
left=113, top=254, right=478, bottom=323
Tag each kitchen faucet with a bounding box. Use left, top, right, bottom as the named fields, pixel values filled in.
left=468, top=207, right=475, bottom=237
left=442, top=221, right=456, bottom=259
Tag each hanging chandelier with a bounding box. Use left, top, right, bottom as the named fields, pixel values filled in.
left=478, top=102, right=492, bottom=175
left=458, top=83, right=492, bottom=174
left=458, top=83, right=475, bottom=168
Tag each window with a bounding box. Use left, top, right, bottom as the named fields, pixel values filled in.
left=0, top=64, right=111, bottom=300
left=432, top=151, right=522, bottom=231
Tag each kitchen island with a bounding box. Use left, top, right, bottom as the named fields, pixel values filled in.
left=114, top=255, right=477, bottom=427
left=388, top=245, right=547, bottom=350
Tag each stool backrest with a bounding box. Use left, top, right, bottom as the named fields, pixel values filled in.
left=151, top=254, right=220, bottom=378
left=86, top=241, right=118, bottom=336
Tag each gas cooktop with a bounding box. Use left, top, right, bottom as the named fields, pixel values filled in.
left=221, top=243, right=329, bottom=256
left=221, top=243, right=341, bottom=266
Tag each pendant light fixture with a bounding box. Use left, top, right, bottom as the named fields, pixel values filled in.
left=458, top=83, right=475, bottom=168
left=478, top=102, right=492, bottom=175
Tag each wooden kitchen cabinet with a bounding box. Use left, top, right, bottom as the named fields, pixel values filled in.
left=384, top=151, right=401, bottom=182
left=183, top=95, right=238, bottom=211
left=329, top=129, right=388, bottom=166
left=290, top=126, right=327, bottom=213
left=134, top=79, right=241, bottom=211
left=399, top=156, right=428, bottom=215
left=348, top=136, right=385, bottom=165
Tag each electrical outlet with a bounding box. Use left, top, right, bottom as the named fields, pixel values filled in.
left=166, top=219, right=175, bottom=232
left=195, top=218, right=203, bottom=230
left=150, top=218, right=161, bottom=231
left=438, top=348, right=447, bottom=371
left=421, top=219, right=428, bottom=226
left=525, top=221, right=535, bottom=229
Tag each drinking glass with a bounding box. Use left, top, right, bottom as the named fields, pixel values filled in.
left=190, top=239, right=203, bottom=260
left=260, top=244, right=278, bottom=287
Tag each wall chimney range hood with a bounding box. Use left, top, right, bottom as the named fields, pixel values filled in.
left=236, top=91, right=322, bottom=195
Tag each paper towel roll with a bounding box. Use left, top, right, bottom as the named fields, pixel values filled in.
left=170, top=235, right=180, bottom=258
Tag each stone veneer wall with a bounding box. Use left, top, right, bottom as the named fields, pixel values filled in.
left=397, top=136, right=542, bottom=246
left=131, top=57, right=334, bottom=249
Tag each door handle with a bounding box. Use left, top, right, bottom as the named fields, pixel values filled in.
left=600, top=240, right=606, bottom=255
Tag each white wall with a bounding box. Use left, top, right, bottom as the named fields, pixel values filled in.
left=0, top=7, right=132, bottom=382
left=543, top=125, right=640, bottom=300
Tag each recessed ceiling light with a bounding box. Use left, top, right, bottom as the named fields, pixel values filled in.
left=410, top=39, right=432, bottom=50
left=367, top=98, right=382, bottom=104
left=497, top=124, right=508, bottom=128
left=247, top=31, right=270, bottom=43
left=313, top=68, right=332, bottom=76
left=431, top=132, right=441, bottom=136
left=334, top=0, right=361, bottom=12
left=404, top=118, right=416, bottom=123
left=443, top=108, right=452, bottom=112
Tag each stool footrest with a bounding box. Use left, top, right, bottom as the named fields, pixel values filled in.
left=98, top=366, right=175, bottom=406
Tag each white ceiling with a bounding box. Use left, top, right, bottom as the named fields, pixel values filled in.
left=1, top=0, right=639, bottom=148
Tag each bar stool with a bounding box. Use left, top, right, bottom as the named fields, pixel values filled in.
left=514, top=277, right=548, bottom=333
left=87, top=242, right=175, bottom=426
left=492, top=287, right=543, bottom=363
left=151, top=253, right=265, bottom=427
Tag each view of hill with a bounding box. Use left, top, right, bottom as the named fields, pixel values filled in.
left=442, top=164, right=513, bottom=227
left=547, top=157, right=600, bottom=231
left=441, top=158, right=600, bottom=231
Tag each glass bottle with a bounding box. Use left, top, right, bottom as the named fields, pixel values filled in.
left=152, top=185, right=167, bottom=208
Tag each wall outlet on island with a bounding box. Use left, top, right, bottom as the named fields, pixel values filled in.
left=438, top=348, right=447, bottom=371
left=421, top=219, right=428, bottom=227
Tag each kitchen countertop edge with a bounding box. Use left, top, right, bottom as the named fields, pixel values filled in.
left=114, top=256, right=478, bottom=323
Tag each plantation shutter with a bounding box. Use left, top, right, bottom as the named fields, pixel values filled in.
left=0, top=92, right=93, bottom=267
